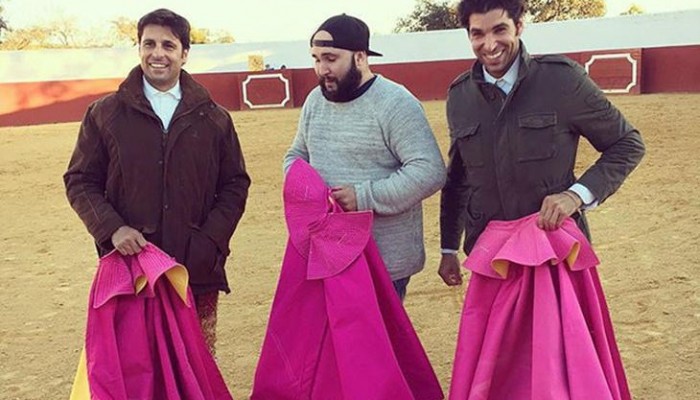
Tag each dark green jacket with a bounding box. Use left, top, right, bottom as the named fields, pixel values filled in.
left=440, top=44, right=645, bottom=254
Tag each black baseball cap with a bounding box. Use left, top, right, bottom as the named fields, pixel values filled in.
left=311, top=14, right=383, bottom=57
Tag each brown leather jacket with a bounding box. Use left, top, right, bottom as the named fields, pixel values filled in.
left=64, top=66, right=250, bottom=294
left=441, top=45, right=645, bottom=254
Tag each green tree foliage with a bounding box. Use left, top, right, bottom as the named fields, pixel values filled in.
left=394, top=0, right=460, bottom=33
left=394, top=0, right=608, bottom=33
left=528, top=0, right=607, bottom=23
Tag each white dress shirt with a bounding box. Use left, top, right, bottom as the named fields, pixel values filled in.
left=143, top=77, right=182, bottom=132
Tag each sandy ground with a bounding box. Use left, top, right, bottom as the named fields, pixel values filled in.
left=0, top=94, right=698, bottom=400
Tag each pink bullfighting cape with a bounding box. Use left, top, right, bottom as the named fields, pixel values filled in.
left=449, top=214, right=631, bottom=400
left=251, top=159, right=443, bottom=400
left=69, top=243, right=232, bottom=400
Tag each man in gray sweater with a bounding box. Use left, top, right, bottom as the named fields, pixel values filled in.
left=284, top=14, right=446, bottom=300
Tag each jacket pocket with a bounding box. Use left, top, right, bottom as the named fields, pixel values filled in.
left=517, top=112, right=557, bottom=162
left=464, top=188, right=484, bottom=226
left=450, top=124, right=484, bottom=167
left=184, top=228, right=223, bottom=285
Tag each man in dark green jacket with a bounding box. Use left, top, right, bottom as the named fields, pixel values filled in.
left=438, top=0, right=645, bottom=285
left=64, top=9, right=250, bottom=352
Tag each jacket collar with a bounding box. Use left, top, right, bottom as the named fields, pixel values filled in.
left=117, top=66, right=212, bottom=113
left=472, top=41, right=531, bottom=84
left=142, top=76, right=182, bottom=101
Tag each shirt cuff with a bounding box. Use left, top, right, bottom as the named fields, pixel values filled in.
left=569, top=183, right=599, bottom=210
left=441, top=248, right=459, bottom=255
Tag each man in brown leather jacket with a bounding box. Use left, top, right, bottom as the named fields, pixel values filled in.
left=64, top=9, right=250, bottom=352
left=439, top=0, right=645, bottom=285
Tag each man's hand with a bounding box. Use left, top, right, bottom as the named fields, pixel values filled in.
left=330, top=185, right=358, bottom=211
left=537, top=190, right=583, bottom=231
left=111, top=225, right=147, bottom=255
left=438, top=253, right=463, bottom=286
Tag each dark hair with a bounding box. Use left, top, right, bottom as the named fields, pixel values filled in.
left=456, top=0, right=527, bottom=30
left=137, top=8, right=191, bottom=50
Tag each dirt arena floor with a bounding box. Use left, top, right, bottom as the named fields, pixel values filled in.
left=0, top=93, right=698, bottom=399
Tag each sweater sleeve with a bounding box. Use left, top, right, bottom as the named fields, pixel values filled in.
left=283, top=96, right=311, bottom=174
left=354, top=89, right=446, bottom=215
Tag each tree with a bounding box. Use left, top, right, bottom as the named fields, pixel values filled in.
left=190, top=27, right=235, bottom=45
left=46, top=15, right=79, bottom=47
left=110, top=18, right=233, bottom=47
left=0, top=3, right=9, bottom=43
left=209, top=30, right=235, bottom=44
left=1, top=15, right=80, bottom=49
left=0, top=15, right=111, bottom=50
left=620, top=4, right=644, bottom=15
left=111, top=16, right=138, bottom=46
left=0, top=13, right=235, bottom=50
left=0, top=26, right=51, bottom=50
left=394, top=0, right=460, bottom=33
left=528, top=0, right=607, bottom=23
left=190, top=27, right=210, bottom=45
left=393, top=0, right=607, bottom=33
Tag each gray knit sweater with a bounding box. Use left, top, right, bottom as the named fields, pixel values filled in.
left=283, top=75, right=446, bottom=280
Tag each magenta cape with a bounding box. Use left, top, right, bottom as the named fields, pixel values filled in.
left=251, top=159, right=443, bottom=400
left=449, top=214, right=631, bottom=400
left=69, top=244, right=232, bottom=400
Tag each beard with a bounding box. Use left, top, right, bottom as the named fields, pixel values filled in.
left=319, top=58, right=362, bottom=103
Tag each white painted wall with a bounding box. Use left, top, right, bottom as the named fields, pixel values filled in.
left=1, top=10, right=698, bottom=83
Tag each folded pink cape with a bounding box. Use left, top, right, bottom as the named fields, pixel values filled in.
left=450, top=214, right=631, bottom=400
left=251, top=159, right=443, bottom=400
left=69, top=244, right=232, bottom=400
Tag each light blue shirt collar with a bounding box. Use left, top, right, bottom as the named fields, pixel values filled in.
left=483, top=57, right=520, bottom=95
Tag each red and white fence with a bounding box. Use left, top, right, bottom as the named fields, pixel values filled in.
left=1, top=10, right=698, bottom=126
